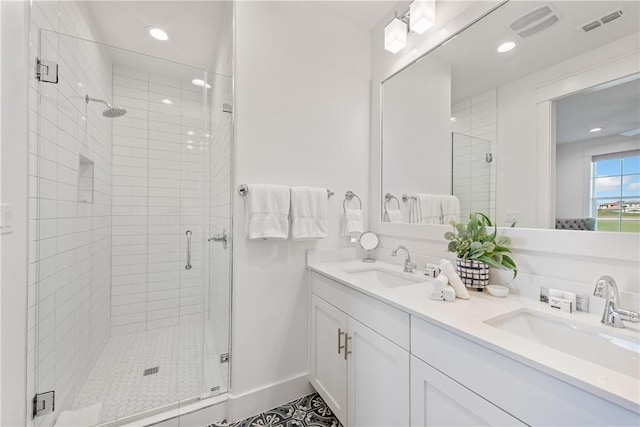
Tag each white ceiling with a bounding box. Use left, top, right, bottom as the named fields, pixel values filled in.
left=86, top=1, right=228, bottom=72
left=556, top=75, right=640, bottom=145
left=311, top=0, right=397, bottom=30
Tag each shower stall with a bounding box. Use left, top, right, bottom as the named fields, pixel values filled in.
left=28, top=21, right=232, bottom=427
left=451, top=132, right=496, bottom=220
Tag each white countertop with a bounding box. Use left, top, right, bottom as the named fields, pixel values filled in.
left=307, top=258, right=640, bottom=414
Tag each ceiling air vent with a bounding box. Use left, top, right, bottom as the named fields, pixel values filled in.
left=581, top=8, right=625, bottom=32
left=509, top=4, right=560, bottom=38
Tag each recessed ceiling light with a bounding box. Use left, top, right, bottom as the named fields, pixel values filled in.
left=191, top=79, right=211, bottom=89
left=590, top=127, right=603, bottom=133
left=497, top=41, right=516, bottom=53
left=450, top=117, right=457, bottom=122
left=148, top=26, right=169, bottom=41
left=161, top=99, right=173, bottom=105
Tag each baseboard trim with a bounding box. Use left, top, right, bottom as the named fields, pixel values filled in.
left=227, top=373, right=313, bottom=422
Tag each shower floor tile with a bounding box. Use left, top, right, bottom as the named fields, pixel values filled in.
left=72, top=322, right=223, bottom=423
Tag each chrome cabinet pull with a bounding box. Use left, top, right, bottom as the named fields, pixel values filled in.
left=185, top=230, right=192, bottom=270
left=338, top=328, right=345, bottom=354
left=344, top=333, right=352, bottom=360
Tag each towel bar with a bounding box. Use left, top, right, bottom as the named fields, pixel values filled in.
left=238, top=184, right=334, bottom=199
left=402, top=194, right=417, bottom=203
left=343, top=191, right=362, bottom=211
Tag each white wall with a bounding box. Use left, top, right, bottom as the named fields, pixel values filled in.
left=232, top=0, right=370, bottom=418
left=382, top=57, right=451, bottom=222
left=1, top=1, right=29, bottom=425
left=556, top=135, right=640, bottom=219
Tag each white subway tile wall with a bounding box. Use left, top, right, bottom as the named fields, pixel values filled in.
left=110, top=65, right=212, bottom=336
left=451, top=89, right=497, bottom=220
left=28, top=2, right=113, bottom=426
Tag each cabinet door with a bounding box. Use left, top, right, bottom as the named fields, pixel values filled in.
left=310, top=295, right=348, bottom=423
left=410, top=356, right=525, bottom=427
left=347, top=317, right=410, bottom=427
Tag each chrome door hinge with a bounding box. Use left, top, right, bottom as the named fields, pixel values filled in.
left=36, top=58, right=58, bottom=84
left=33, top=391, right=55, bottom=418
left=220, top=353, right=229, bottom=363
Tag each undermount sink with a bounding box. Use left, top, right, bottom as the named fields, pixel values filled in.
left=345, top=268, right=424, bottom=288
left=484, top=308, right=640, bottom=379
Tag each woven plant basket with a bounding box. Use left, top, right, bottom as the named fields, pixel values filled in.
left=456, top=258, right=490, bottom=290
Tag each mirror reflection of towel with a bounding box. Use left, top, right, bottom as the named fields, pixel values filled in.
left=441, top=195, right=460, bottom=225
left=417, top=194, right=441, bottom=224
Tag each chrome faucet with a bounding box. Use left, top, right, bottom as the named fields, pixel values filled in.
left=391, top=245, right=417, bottom=273
left=593, top=275, right=640, bottom=328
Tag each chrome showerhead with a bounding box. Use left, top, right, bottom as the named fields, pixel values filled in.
left=85, top=94, right=127, bottom=118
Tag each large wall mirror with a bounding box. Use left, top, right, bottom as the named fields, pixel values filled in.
left=381, top=0, right=640, bottom=233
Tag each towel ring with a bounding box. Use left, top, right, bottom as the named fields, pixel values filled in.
left=384, top=193, right=400, bottom=210
left=343, top=191, right=362, bottom=211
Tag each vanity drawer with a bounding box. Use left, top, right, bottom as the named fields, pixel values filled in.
left=411, top=316, right=639, bottom=426
left=311, top=271, right=410, bottom=350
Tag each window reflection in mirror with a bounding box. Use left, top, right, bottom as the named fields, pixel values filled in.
left=381, top=0, right=640, bottom=232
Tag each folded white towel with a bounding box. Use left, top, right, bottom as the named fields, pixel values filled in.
left=290, top=186, right=328, bottom=239
left=432, top=272, right=449, bottom=292
left=443, top=284, right=456, bottom=302
left=245, top=184, right=290, bottom=240
left=439, top=259, right=470, bottom=299
left=417, top=194, right=441, bottom=224
left=385, top=209, right=403, bottom=223
left=409, top=198, right=420, bottom=224
left=441, top=195, right=460, bottom=225
left=54, top=402, right=102, bottom=426
left=430, top=289, right=444, bottom=300
left=342, top=208, right=364, bottom=236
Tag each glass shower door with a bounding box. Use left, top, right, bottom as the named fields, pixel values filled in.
left=29, top=29, right=229, bottom=427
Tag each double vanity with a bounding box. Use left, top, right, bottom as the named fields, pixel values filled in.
left=307, top=252, right=639, bottom=426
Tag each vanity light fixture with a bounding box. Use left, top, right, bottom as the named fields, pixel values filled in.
left=590, top=127, right=603, bottom=132
left=410, top=0, right=435, bottom=34
left=384, top=15, right=408, bottom=54
left=497, top=41, right=516, bottom=53
left=147, top=26, right=169, bottom=41
left=161, top=99, right=173, bottom=105
left=191, top=78, right=212, bottom=89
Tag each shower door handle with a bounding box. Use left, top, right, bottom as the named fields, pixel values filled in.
left=208, top=228, right=228, bottom=249
left=185, top=230, right=192, bottom=270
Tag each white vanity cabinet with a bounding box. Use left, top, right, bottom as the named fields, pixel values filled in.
left=410, top=355, right=525, bottom=426
left=310, top=272, right=410, bottom=426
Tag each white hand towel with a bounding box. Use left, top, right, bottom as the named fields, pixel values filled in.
left=54, top=402, right=102, bottom=426
left=432, top=272, right=449, bottom=292
left=417, top=194, right=442, bottom=224
left=384, top=209, right=403, bottom=223
left=245, top=184, right=290, bottom=240
left=290, top=186, right=328, bottom=239
left=439, top=259, right=470, bottom=300
left=342, top=208, right=364, bottom=236
left=430, top=289, right=444, bottom=300
left=443, top=284, right=456, bottom=302
left=409, top=198, right=421, bottom=224
left=441, top=195, right=460, bottom=225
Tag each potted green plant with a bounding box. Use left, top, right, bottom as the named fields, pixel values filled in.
left=444, top=212, right=517, bottom=290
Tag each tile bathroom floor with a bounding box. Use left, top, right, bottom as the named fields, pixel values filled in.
left=207, top=393, right=342, bottom=427
left=72, top=322, right=223, bottom=423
